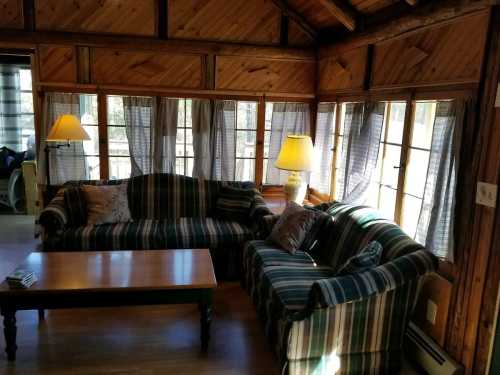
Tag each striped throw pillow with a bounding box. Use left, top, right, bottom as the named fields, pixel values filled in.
left=215, top=186, right=255, bottom=223
left=64, top=186, right=87, bottom=227
left=337, top=241, right=383, bottom=275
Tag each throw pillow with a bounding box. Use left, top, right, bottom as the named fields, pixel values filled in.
left=267, top=201, right=319, bottom=254
left=337, top=241, right=383, bottom=275
left=215, top=185, right=255, bottom=223
left=64, top=186, right=88, bottom=227
left=81, top=183, right=132, bottom=226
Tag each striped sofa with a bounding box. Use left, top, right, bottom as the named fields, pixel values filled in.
left=39, top=173, right=272, bottom=277
left=243, top=202, right=438, bottom=374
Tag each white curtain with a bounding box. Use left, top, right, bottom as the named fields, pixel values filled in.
left=38, top=92, right=87, bottom=185
left=123, top=96, right=154, bottom=177
left=266, top=102, right=310, bottom=185
left=310, top=102, right=336, bottom=195
left=211, top=100, right=237, bottom=180
left=416, top=100, right=463, bottom=262
left=0, top=64, right=22, bottom=151
left=155, top=98, right=178, bottom=173
left=191, top=99, right=214, bottom=179
left=337, top=102, right=385, bottom=204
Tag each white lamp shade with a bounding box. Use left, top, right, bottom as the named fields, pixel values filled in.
left=47, top=114, right=90, bottom=142
left=275, top=135, right=314, bottom=172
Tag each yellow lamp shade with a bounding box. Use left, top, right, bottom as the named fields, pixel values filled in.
left=47, top=114, right=90, bottom=142
left=275, top=135, right=314, bottom=172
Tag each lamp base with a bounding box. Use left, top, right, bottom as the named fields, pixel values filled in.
left=284, top=171, right=307, bottom=204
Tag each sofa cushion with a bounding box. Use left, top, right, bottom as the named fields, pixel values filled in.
left=82, top=183, right=132, bottom=225
left=63, top=186, right=87, bottom=227
left=268, top=202, right=319, bottom=254
left=215, top=185, right=255, bottom=222
left=337, top=241, right=383, bottom=275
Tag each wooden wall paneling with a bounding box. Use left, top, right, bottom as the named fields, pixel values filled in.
left=37, top=44, right=77, bottom=83
left=0, top=0, right=23, bottom=29
left=91, top=49, right=203, bottom=89
left=168, top=0, right=281, bottom=45
left=215, top=56, right=315, bottom=94
left=35, top=0, right=156, bottom=36
left=288, top=19, right=315, bottom=47
left=371, top=11, right=489, bottom=89
left=318, top=46, right=368, bottom=93
left=76, top=46, right=91, bottom=84
left=22, top=0, right=34, bottom=31
left=413, top=273, right=453, bottom=346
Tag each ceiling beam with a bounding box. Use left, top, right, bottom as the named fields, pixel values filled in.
left=317, top=0, right=358, bottom=31
left=270, top=0, right=318, bottom=41
left=405, top=0, right=419, bottom=5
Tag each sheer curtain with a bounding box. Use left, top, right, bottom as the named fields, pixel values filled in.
left=191, top=99, right=214, bottom=179
left=155, top=98, right=178, bottom=173
left=416, top=100, right=463, bottom=262
left=38, top=92, right=87, bottom=185
left=211, top=100, right=237, bottom=180
left=336, top=102, right=385, bottom=204
left=123, top=96, right=154, bottom=177
left=0, top=64, right=22, bottom=150
left=310, top=102, right=336, bottom=195
left=266, top=102, right=310, bottom=185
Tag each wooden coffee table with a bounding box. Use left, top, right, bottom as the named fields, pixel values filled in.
left=0, top=249, right=217, bottom=362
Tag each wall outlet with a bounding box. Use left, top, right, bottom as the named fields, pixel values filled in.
left=426, top=300, right=438, bottom=325
left=476, top=182, right=498, bottom=208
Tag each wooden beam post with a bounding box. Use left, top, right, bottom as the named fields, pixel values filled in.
left=270, top=0, right=317, bottom=41
left=255, top=97, right=266, bottom=187
left=97, top=93, right=109, bottom=180
left=317, top=0, right=357, bottom=31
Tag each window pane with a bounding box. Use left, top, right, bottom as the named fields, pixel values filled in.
left=86, top=156, right=100, bottom=180
left=80, top=95, right=98, bottom=125
left=366, top=182, right=381, bottom=209
left=185, top=157, right=193, bottom=177
left=386, top=102, right=406, bottom=144
left=185, top=128, right=194, bottom=157
left=379, top=186, right=397, bottom=221
left=380, top=144, right=401, bottom=189
left=19, top=69, right=32, bottom=90
left=109, top=157, right=131, bottom=180
left=82, top=125, right=99, bottom=156
left=412, top=102, right=436, bottom=149
left=264, top=131, right=271, bottom=158
left=108, top=126, right=129, bottom=156
left=236, top=130, right=256, bottom=158
left=185, top=99, right=192, bottom=128
left=107, top=96, right=125, bottom=125
left=263, top=159, right=268, bottom=182
left=178, top=99, right=186, bottom=126
left=237, top=101, right=257, bottom=130
left=20, top=92, right=33, bottom=113
left=265, top=103, right=273, bottom=130
left=235, top=158, right=255, bottom=181
left=404, top=148, right=430, bottom=198
left=175, top=158, right=185, bottom=175
left=176, top=128, right=185, bottom=156
left=401, top=194, right=423, bottom=238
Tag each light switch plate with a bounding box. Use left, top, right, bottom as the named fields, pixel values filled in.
left=426, top=300, right=437, bottom=325
left=496, top=83, right=500, bottom=107
left=476, top=182, right=498, bottom=208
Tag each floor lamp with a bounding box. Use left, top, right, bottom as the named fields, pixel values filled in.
left=275, top=135, right=314, bottom=204
left=44, top=114, right=90, bottom=198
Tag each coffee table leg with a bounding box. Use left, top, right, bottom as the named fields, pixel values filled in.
left=1, top=308, right=17, bottom=361
left=199, top=291, right=213, bottom=352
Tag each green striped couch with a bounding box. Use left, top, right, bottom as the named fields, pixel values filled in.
left=243, top=202, right=438, bottom=374
left=39, top=173, right=272, bottom=277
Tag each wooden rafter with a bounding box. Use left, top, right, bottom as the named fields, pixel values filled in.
left=270, top=0, right=318, bottom=41
left=405, top=0, right=419, bottom=5
left=317, top=0, right=357, bottom=31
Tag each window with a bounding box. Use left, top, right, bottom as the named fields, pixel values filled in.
left=176, top=99, right=194, bottom=176
left=234, top=101, right=257, bottom=181
left=107, top=95, right=132, bottom=180
left=79, top=94, right=100, bottom=180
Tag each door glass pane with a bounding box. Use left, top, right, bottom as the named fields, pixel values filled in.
left=236, top=130, right=256, bottom=158
left=386, top=102, right=406, bottom=144
left=82, top=126, right=99, bottom=156
left=401, top=194, right=423, bottom=238
left=109, top=157, right=131, bottom=180
left=379, top=186, right=397, bottom=221
left=176, top=129, right=185, bottom=156
left=412, top=102, right=436, bottom=149
left=86, top=156, right=100, bottom=180
left=175, top=158, right=185, bottom=175
left=381, top=144, right=401, bottom=189
left=107, top=96, right=125, bottom=125
left=404, top=148, right=430, bottom=198
left=236, top=158, right=255, bottom=181
left=108, top=127, right=129, bottom=156
left=237, top=102, right=257, bottom=130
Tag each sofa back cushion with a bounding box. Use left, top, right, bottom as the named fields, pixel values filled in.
left=63, top=186, right=87, bottom=227
left=312, top=202, right=424, bottom=272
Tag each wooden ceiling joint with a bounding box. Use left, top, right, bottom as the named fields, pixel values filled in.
left=317, top=0, right=358, bottom=31
left=270, top=0, right=318, bottom=41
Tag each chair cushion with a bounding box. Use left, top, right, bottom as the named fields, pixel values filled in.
left=215, top=185, right=255, bottom=223
left=337, top=241, right=383, bottom=275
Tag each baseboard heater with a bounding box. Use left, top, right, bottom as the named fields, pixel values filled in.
left=405, top=322, right=464, bottom=375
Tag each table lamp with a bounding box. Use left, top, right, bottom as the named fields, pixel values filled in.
left=275, top=134, right=314, bottom=204
left=45, top=114, right=90, bottom=189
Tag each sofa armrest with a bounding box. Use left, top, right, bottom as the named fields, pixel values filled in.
left=307, top=250, right=437, bottom=310
left=38, top=188, right=69, bottom=235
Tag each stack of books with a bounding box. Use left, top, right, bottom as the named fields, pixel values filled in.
left=6, top=269, right=37, bottom=289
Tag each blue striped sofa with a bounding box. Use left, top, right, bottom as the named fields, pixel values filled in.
left=243, top=202, right=438, bottom=374
left=39, top=173, right=272, bottom=277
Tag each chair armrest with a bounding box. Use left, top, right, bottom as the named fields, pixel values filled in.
left=249, top=191, right=274, bottom=235
left=308, top=250, right=437, bottom=309
left=38, top=188, right=69, bottom=235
